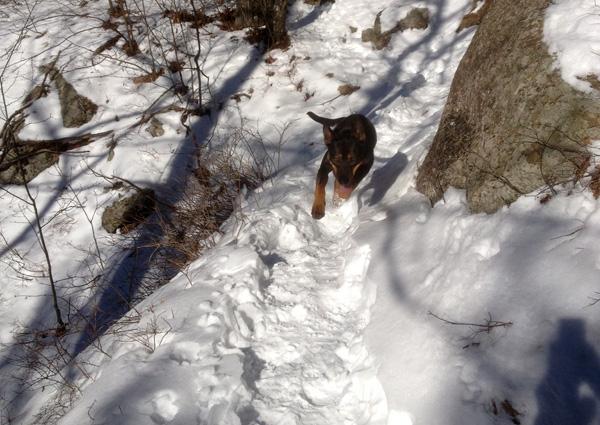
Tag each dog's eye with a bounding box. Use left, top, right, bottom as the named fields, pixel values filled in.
left=334, top=154, right=352, bottom=162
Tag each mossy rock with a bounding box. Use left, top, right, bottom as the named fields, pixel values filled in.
left=362, top=7, right=429, bottom=50
left=416, top=0, right=600, bottom=213
left=101, top=189, right=156, bottom=234
left=0, top=144, right=59, bottom=185
left=41, top=64, right=98, bottom=128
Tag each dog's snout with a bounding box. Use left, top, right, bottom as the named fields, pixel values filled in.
left=338, top=174, right=350, bottom=186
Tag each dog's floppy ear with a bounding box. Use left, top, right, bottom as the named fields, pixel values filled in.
left=323, top=126, right=333, bottom=145
left=352, top=119, right=366, bottom=142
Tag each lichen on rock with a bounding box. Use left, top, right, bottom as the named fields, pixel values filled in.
left=416, top=0, right=600, bottom=213
left=101, top=189, right=156, bottom=234
left=40, top=63, right=98, bottom=128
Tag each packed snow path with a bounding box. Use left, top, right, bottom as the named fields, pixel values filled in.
left=60, top=179, right=386, bottom=425
left=235, top=198, right=384, bottom=424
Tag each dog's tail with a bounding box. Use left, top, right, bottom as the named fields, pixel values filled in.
left=307, top=111, right=343, bottom=127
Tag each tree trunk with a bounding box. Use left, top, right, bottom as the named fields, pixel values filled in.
left=268, top=0, right=289, bottom=49
left=235, top=0, right=289, bottom=49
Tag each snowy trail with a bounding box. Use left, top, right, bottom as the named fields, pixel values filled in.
left=197, top=180, right=386, bottom=424
left=244, top=205, right=383, bottom=424
left=59, top=176, right=386, bottom=425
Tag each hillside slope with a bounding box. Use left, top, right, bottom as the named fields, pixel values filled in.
left=2, top=0, right=600, bottom=424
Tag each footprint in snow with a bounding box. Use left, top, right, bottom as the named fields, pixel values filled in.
left=149, top=390, right=179, bottom=424
left=472, top=238, right=500, bottom=261
left=277, top=222, right=306, bottom=250
left=169, top=341, right=203, bottom=365
left=319, top=195, right=359, bottom=234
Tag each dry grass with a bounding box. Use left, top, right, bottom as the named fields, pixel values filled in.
left=132, top=68, right=165, bottom=85
left=155, top=133, right=271, bottom=272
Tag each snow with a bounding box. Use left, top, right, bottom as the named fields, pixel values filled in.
left=544, top=0, right=600, bottom=92
left=53, top=181, right=385, bottom=424
left=2, top=0, right=600, bottom=424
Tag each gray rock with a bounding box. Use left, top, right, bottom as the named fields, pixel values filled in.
left=362, top=8, right=429, bottom=50
left=101, top=189, right=156, bottom=234
left=416, top=0, right=600, bottom=213
left=361, top=27, right=377, bottom=43
left=398, top=7, right=429, bottom=31
left=145, top=118, right=165, bottom=137
left=41, top=64, right=98, bottom=128
left=0, top=114, right=109, bottom=185
left=22, top=84, right=49, bottom=106
left=0, top=145, right=59, bottom=185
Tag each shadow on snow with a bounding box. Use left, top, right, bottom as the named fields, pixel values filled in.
left=534, top=318, right=600, bottom=425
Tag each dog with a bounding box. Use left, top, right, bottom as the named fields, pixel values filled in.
left=307, top=111, right=377, bottom=219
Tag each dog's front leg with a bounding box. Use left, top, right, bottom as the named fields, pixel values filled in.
left=312, top=155, right=331, bottom=219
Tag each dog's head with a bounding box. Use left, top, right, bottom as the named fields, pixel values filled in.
left=322, top=120, right=369, bottom=197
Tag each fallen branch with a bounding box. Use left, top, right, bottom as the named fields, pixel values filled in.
left=428, top=311, right=513, bottom=334
left=0, top=130, right=113, bottom=173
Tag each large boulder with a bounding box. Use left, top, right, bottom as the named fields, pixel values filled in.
left=416, top=0, right=600, bottom=213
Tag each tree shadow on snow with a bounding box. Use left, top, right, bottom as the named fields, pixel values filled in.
left=358, top=0, right=472, bottom=119
left=356, top=0, right=470, bottom=209
left=534, top=318, right=600, bottom=425
left=69, top=51, right=264, bottom=358
left=354, top=0, right=472, bottom=303
left=0, top=25, right=268, bottom=425
left=288, top=1, right=332, bottom=31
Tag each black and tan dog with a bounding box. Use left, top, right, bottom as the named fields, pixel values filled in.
left=307, top=111, right=377, bottom=219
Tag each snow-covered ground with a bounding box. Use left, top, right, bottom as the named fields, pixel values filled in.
left=2, top=0, right=600, bottom=424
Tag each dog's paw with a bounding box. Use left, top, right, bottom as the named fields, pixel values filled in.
left=311, top=203, right=325, bottom=219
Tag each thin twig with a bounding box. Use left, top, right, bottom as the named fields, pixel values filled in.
left=428, top=311, right=512, bottom=333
